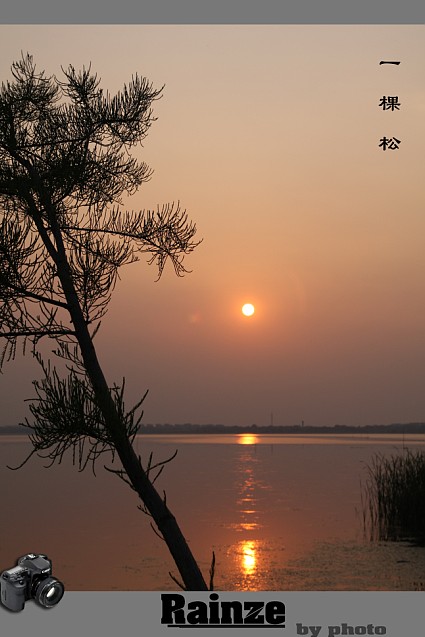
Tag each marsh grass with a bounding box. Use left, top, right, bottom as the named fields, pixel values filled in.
left=362, top=450, right=425, bottom=544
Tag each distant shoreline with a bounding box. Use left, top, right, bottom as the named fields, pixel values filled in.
left=2, top=422, right=425, bottom=436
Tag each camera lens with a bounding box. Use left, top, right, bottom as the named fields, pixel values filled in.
left=34, top=577, right=65, bottom=608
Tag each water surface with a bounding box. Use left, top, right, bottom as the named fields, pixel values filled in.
left=1, top=433, right=424, bottom=590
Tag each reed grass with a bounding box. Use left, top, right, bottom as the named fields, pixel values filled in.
left=362, top=450, right=425, bottom=544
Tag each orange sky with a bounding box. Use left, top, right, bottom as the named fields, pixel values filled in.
left=1, top=25, right=425, bottom=427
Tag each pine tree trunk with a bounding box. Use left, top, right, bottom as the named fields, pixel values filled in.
left=114, top=434, right=208, bottom=590
left=49, top=219, right=208, bottom=591
left=74, top=300, right=208, bottom=590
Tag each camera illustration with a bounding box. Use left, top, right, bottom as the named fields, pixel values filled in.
left=1, top=553, right=64, bottom=612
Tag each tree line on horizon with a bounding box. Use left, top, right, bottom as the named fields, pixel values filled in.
left=3, top=422, right=425, bottom=435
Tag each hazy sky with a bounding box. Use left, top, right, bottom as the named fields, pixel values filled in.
left=0, top=25, right=424, bottom=427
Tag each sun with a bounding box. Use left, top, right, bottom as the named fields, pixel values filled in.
left=242, top=303, right=255, bottom=317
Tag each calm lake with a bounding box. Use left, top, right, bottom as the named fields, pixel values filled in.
left=1, top=433, right=425, bottom=591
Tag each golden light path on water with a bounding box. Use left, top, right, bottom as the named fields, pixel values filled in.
left=230, top=434, right=266, bottom=586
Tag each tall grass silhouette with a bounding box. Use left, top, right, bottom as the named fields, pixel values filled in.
left=362, top=450, right=425, bottom=544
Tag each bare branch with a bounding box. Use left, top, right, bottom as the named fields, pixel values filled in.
left=169, top=572, right=186, bottom=591
left=104, top=464, right=135, bottom=490
left=0, top=328, right=75, bottom=338
left=4, top=283, right=69, bottom=309
left=150, top=522, right=165, bottom=542
left=209, top=551, right=216, bottom=591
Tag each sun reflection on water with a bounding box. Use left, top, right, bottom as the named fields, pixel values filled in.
left=227, top=538, right=276, bottom=589
left=238, top=434, right=259, bottom=445
left=241, top=540, right=257, bottom=575
left=226, top=435, right=273, bottom=587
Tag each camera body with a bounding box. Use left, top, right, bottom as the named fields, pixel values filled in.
left=1, top=553, right=64, bottom=612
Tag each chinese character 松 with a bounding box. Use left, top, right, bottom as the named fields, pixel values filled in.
left=379, top=137, right=401, bottom=151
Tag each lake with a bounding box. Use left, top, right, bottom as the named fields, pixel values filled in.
left=1, top=433, right=425, bottom=591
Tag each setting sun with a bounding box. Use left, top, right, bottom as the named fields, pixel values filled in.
left=242, top=303, right=255, bottom=317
